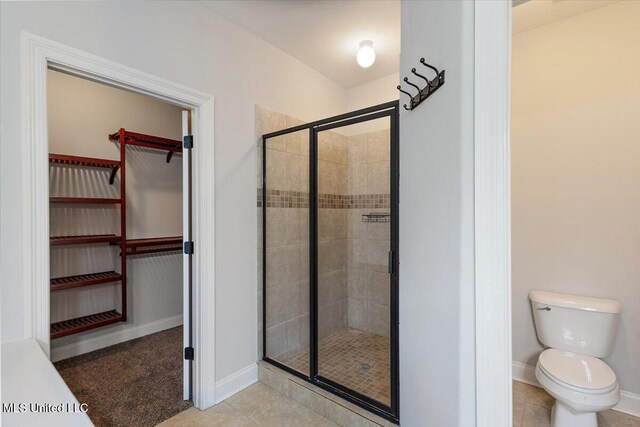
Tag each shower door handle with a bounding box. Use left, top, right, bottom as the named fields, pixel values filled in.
left=388, top=251, right=393, bottom=274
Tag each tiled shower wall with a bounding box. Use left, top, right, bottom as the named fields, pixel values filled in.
left=257, top=106, right=391, bottom=362
left=257, top=106, right=309, bottom=362
left=317, top=131, right=349, bottom=341
left=346, top=129, right=391, bottom=337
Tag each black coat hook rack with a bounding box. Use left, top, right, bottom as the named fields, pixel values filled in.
left=397, top=58, right=445, bottom=111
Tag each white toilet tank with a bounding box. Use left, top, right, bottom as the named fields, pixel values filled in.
left=529, top=291, right=622, bottom=358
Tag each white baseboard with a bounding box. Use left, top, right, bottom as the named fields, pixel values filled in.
left=214, top=363, right=258, bottom=404
left=616, top=391, right=640, bottom=418
left=513, top=361, right=640, bottom=417
left=51, top=315, right=183, bottom=362
left=512, top=360, right=539, bottom=387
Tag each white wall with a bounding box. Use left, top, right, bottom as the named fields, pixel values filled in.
left=47, top=70, right=184, bottom=354
left=346, top=72, right=399, bottom=111
left=0, top=1, right=346, bottom=382
left=399, top=1, right=476, bottom=426
left=344, top=73, right=399, bottom=135
left=512, top=1, right=640, bottom=395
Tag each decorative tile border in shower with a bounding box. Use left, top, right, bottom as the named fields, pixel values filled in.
left=317, top=193, right=350, bottom=209
left=258, top=189, right=390, bottom=210
left=260, top=190, right=310, bottom=208
left=344, top=193, right=390, bottom=210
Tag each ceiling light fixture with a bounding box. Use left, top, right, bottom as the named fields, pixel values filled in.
left=357, top=40, right=376, bottom=68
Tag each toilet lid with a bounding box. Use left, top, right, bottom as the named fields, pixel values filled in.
left=538, top=349, right=617, bottom=391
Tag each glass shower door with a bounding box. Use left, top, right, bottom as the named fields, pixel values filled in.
left=262, top=102, right=399, bottom=422
left=314, top=113, right=396, bottom=410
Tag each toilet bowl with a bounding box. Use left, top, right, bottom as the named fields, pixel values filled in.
left=529, top=291, right=622, bottom=427
left=535, top=349, right=619, bottom=427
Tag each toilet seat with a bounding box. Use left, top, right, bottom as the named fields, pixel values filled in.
left=535, top=349, right=620, bottom=418
left=538, top=349, right=617, bottom=394
left=535, top=363, right=620, bottom=416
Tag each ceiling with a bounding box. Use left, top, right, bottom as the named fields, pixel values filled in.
left=203, top=0, right=400, bottom=88
left=204, top=0, right=616, bottom=86
left=513, top=0, right=619, bottom=34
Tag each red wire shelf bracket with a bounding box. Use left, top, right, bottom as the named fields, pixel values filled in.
left=50, top=234, right=121, bottom=246
left=50, top=271, right=122, bottom=292
left=123, top=236, right=183, bottom=256
left=108, top=129, right=182, bottom=163
left=50, top=197, right=122, bottom=204
left=49, top=154, right=121, bottom=185
left=50, top=310, right=123, bottom=339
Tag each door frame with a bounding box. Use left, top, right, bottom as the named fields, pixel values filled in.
left=21, top=32, right=217, bottom=409
left=182, top=110, right=194, bottom=401
left=261, top=101, right=400, bottom=423
left=473, top=2, right=512, bottom=427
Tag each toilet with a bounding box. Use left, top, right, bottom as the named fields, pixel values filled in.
left=529, top=291, right=622, bottom=427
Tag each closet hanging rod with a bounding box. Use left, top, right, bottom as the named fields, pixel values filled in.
left=124, top=246, right=182, bottom=256
left=119, top=236, right=183, bottom=256
left=124, top=236, right=183, bottom=248
left=50, top=234, right=121, bottom=246
left=109, top=129, right=182, bottom=164
left=49, top=197, right=121, bottom=204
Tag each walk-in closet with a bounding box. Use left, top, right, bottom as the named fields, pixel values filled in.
left=47, top=69, right=190, bottom=426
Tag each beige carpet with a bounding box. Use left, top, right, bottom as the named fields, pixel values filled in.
left=55, top=326, right=192, bottom=427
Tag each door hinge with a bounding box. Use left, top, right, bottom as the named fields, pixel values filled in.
left=183, top=135, right=193, bottom=149
left=184, top=347, right=194, bottom=360
left=184, top=241, right=194, bottom=255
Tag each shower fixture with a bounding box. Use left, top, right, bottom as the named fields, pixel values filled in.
left=362, top=212, right=391, bottom=223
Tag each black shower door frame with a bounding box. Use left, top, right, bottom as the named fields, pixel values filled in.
left=262, top=101, right=400, bottom=423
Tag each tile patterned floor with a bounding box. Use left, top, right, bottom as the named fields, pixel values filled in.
left=159, top=378, right=640, bottom=426
left=281, top=328, right=391, bottom=405
left=157, top=382, right=340, bottom=427
left=513, top=381, right=640, bottom=427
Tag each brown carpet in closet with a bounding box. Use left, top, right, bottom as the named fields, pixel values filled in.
left=54, top=326, right=192, bottom=427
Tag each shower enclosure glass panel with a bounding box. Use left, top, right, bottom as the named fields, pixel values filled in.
left=263, top=128, right=310, bottom=376
left=262, top=102, right=398, bottom=422
left=316, top=117, right=392, bottom=406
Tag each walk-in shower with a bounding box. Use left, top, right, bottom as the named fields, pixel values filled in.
left=260, top=101, right=399, bottom=422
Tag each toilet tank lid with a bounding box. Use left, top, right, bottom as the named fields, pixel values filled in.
left=529, top=291, right=622, bottom=314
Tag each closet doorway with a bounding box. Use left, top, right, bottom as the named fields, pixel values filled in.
left=46, top=69, right=193, bottom=426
